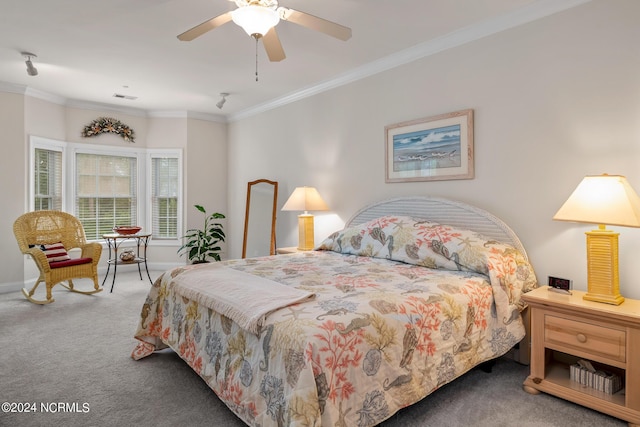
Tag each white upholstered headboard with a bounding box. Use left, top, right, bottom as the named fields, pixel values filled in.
left=345, top=196, right=528, bottom=261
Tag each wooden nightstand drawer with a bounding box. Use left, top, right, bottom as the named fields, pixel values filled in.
left=544, top=314, right=626, bottom=363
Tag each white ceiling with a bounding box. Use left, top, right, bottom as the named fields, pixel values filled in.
left=0, top=0, right=586, bottom=119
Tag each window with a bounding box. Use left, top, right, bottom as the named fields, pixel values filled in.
left=33, top=147, right=63, bottom=211
left=150, top=155, right=180, bottom=239
left=75, top=153, right=138, bottom=241
left=30, top=136, right=182, bottom=243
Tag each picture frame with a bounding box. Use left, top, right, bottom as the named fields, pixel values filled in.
left=385, top=109, right=474, bottom=183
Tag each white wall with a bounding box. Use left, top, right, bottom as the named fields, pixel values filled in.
left=185, top=117, right=228, bottom=258
left=227, top=0, right=640, bottom=299
left=25, top=96, right=66, bottom=141
left=0, top=92, right=26, bottom=284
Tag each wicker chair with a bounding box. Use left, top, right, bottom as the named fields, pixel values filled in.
left=13, top=211, right=103, bottom=304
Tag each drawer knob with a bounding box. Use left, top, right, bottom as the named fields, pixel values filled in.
left=576, top=333, right=587, bottom=343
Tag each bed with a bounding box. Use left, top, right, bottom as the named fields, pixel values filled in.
left=132, top=196, right=537, bottom=426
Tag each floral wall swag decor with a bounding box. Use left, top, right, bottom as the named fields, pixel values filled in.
left=82, top=117, right=135, bottom=143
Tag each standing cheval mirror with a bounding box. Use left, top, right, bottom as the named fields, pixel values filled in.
left=242, top=179, right=278, bottom=258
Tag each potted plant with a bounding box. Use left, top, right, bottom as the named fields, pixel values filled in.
left=178, top=205, right=226, bottom=263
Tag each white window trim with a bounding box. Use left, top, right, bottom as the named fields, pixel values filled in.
left=28, top=135, right=183, bottom=246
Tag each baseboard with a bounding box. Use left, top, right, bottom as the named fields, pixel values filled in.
left=0, top=280, right=25, bottom=295
left=145, top=262, right=182, bottom=272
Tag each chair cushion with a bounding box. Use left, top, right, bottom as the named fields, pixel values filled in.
left=49, top=257, right=93, bottom=269
left=40, top=242, right=71, bottom=263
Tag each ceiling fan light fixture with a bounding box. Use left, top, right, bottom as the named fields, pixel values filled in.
left=231, top=5, right=279, bottom=37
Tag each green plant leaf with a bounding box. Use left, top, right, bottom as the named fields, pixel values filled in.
left=177, top=204, right=226, bottom=263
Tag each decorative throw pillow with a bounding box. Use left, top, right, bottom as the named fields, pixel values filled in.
left=317, top=215, right=462, bottom=269
left=40, top=242, right=71, bottom=263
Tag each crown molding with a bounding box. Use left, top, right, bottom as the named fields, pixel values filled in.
left=229, top=0, right=591, bottom=122
left=147, top=110, right=226, bottom=123
left=0, top=82, right=72, bottom=107
left=0, top=81, right=224, bottom=123
left=187, top=111, right=226, bottom=123
left=147, top=110, right=188, bottom=119
left=64, top=98, right=148, bottom=117
left=25, top=86, right=68, bottom=105
left=0, top=81, right=27, bottom=95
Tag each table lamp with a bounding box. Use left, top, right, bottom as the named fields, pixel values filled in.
left=282, top=186, right=329, bottom=251
left=553, top=174, right=640, bottom=305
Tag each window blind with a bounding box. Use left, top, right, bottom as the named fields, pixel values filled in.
left=34, top=148, right=62, bottom=211
left=151, top=156, right=178, bottom=239
left=75, top=153, right=137, bottom=240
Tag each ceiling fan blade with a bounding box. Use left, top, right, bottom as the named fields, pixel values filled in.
left=262, top=27, right=286, bottom=62
left=279, top=7, right=352, bottom=41
left=177, top=11, right=233, bottom=41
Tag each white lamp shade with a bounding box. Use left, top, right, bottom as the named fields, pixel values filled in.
left=231, top=5, right=280, bottom=37
left=282, top=187, right=329, bottom=212
left=553, top=174, right=640, bottom=227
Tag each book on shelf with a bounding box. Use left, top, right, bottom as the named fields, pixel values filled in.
left=570, top=360, right=622, bottom=394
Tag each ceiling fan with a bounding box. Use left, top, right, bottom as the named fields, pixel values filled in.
left=177, top=0, right=352, bottom=62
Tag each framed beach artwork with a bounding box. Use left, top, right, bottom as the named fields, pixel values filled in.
left=385, top=109, right=474, bottom=183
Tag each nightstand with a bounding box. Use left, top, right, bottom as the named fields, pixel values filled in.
left=522, top=286, right=640, bottom=426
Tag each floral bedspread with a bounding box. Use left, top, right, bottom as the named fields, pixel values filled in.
left=133, top=216, right=537, bottom=427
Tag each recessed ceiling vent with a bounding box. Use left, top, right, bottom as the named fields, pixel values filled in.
left=113, top=93, right=138, bottom=100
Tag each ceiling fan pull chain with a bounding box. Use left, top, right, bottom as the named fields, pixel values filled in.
left=255, top=36, right=259, bottom=82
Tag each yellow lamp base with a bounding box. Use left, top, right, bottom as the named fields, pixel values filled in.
left=582, top=292, right=625, bottom=305
left=583, top=226, right=624, bottom=305
left=297, top=214, right=315, bottom=251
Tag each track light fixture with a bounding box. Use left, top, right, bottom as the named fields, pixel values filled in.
left=22, top=52, right=38, bottom=76
left=216, top=93, right=229, bottom=109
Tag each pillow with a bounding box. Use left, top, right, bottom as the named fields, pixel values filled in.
left=39, top=242, right=71, bottom=263
left=318, top=215, right=538, bottom=323
left=318, top=215, right=527, bottom=273
left=317, top=215, right=461, bottom=270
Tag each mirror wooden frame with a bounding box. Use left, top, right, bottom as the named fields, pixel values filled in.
left=242, top=179, right=278, bottom=258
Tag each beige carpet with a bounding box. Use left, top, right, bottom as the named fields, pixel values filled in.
left=0, top=270, right=626, bottom=427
